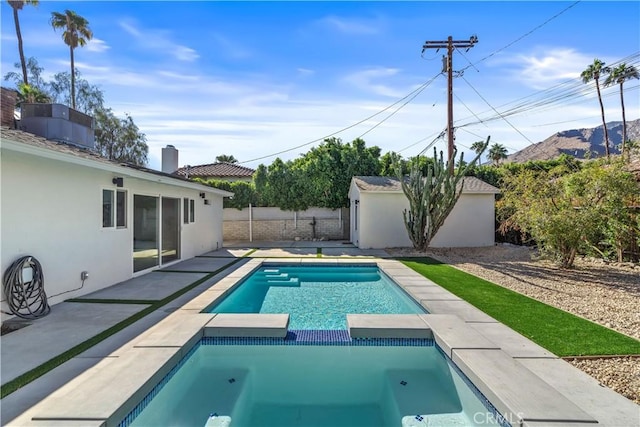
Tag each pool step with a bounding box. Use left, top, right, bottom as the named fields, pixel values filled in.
left=205, top=313, right=289, bottom=337
left=204, top=414, right=231, bottom=427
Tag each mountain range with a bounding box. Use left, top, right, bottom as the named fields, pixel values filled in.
left=506, top=118, right=640, bottom=163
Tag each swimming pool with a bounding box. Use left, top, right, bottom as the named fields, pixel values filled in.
left=206, top=265, right=426, bottom=329
left=120, top=336, right=507, bottom=427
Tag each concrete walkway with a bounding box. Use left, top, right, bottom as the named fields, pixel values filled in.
left=0, top=248, right=253, bottom=425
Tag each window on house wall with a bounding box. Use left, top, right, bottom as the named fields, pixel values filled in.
left=103, top=190, right=114, bottom=227
left=183, top=198, right=196, bottom=223
left=116, top=190, right=127, bottom=228
left=355, top=204, right=358, bottom=231
left=103, top=189, right=127, bottom=228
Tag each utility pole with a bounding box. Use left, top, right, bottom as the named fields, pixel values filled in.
left=422, top=35, right=478, bottom=173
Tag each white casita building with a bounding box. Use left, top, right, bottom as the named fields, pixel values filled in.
left=0, top=89, right=231, bottom=320
left=348, top=176, right=500, bottom=249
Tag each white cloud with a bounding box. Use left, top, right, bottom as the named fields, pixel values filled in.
left=343, top=67, right=405, bottom=97
left=119, top=21, right=142, bottom=38
left=210, top=34, right=252, bottom=60
left=496, top=47, right=616, bottom=90
left=85, top=38, right=110, bottom=53
left=320, top=15, right=382, bottom=35
left=297, top=68, right=314, bottom=76
left=1, top=32, right=16, bottom=42
left=174, top=45, right=199, bottom=62
left=72, top=61, right=111, bottom=73
left=117, top=19, right=199, bottom=62
left=157, top=70, right=200, bottom=81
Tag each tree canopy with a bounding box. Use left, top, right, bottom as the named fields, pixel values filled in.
left=94, top=108, right=148, bottom=166
left=4, top=57, right=148, bottom=166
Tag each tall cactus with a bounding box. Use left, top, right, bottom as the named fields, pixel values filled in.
left=398, top=137, right=489, bottom=250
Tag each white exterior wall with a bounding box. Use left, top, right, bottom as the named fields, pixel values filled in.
left=349, top=183, right=496, bottom=249
left=358, top=192, right=412, bottom=249
left=430, top=193, right=496, bottom=247
left=1, top=149, right=225, bottom=320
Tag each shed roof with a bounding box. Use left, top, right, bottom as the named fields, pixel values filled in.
left=352, top=175, right=500, bottom=194
left=175, top=162, right=255, bottom=178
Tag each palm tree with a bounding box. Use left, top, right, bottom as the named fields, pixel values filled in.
left=488, top=143, right=508, bottom=166
left=470, top=140, right=487, bottom=164
left=17, top=83, right=51, bottom=105
left=216, top=154, right=238, bottom=163
left=581, top=59, right=611, bottom=159
left=604, top=63, right=639, bottom=157
left=8, top=0, right=39, bottom=86
left=50, top=10, right=92, bottom=110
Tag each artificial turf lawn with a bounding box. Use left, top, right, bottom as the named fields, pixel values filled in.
left=400, top=257, right=640, bottom=357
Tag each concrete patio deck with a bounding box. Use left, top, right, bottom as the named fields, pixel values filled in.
left=2, top=243, right=639, bottom=426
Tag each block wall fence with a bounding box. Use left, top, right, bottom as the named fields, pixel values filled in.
left=223, top=207, right=350, bottom=242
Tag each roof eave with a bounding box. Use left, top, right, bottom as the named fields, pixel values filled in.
left=2, top=137, right=233, bottom=198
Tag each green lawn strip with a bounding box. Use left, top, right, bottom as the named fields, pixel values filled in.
left=196, top=256, right=240, bottom=259
left=158, top=270, right=217, bottom=274
left=316, top=248, right=322, bottom=258
left=399, top=257, right=640, bottom=357
left=1, top=258, right=244, bottom=399
left=243, top=249, right=258, bottom=257
left=65, top=298, right=158, bottom=304
left=250, top=255, right=318, bottom=259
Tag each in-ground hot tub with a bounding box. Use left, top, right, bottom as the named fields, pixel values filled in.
left=119, top=335, right=507, bottom=427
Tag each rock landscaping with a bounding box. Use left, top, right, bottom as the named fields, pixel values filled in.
left=389, top=244, right=640, bottom=404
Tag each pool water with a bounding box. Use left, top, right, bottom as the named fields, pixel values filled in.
left=206, top=265, right=426, bottom=329
left=125, top=340, right=503, bottom=427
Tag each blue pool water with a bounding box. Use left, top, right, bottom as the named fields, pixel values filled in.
left=123, top=337, right=505, bottom=427
left=206, top=265, right=426, bottom=329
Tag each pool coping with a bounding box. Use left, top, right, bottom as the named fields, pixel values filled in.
left=6, top=258, right=639, bottom=427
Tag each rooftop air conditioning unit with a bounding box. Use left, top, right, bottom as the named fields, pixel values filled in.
left=20, top=103, right=95, bottom=150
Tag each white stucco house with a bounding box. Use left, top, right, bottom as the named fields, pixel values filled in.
left=0, top=91, right=231, bottom=320
left=348, top=176, right=500, bottom=249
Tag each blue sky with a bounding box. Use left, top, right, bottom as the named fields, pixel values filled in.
left=2, top=1, right=639, bottom=170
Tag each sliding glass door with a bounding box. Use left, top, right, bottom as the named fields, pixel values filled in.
left=161, top=197, right=180, bottom=264
left=133, top=195, right=159, bottom=272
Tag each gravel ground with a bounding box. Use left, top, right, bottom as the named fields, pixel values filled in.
left=387, top=244, right=640, bottom=404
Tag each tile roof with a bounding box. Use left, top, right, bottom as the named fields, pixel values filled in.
left=175, top=162, right=255, bottom=178
left=353, top=175, right=500, bottom=194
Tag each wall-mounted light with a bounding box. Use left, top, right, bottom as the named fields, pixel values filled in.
left=354, top=200, right=359, bottom=205
left=112, top=177, right=124, bottom=187
left=199, top=192, right=206, bottom=198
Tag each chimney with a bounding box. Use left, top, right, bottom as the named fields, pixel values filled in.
left=1, top=87, right=18, bottom=128
left=162, top=145, right=179, bottom=173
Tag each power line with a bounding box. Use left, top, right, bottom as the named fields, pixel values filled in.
left=454, top=54, right=640, bottom=128
left=459, top=74, right=536, bottom=145
left=459, top=1, right=582, bottom=73
left=397, top=129, right=446, bottom=154
left=238, top=73, right=442, bottom=165
left=357, top=73, right=441, bottom=139
left=417, top=130, right=447, bottom=156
